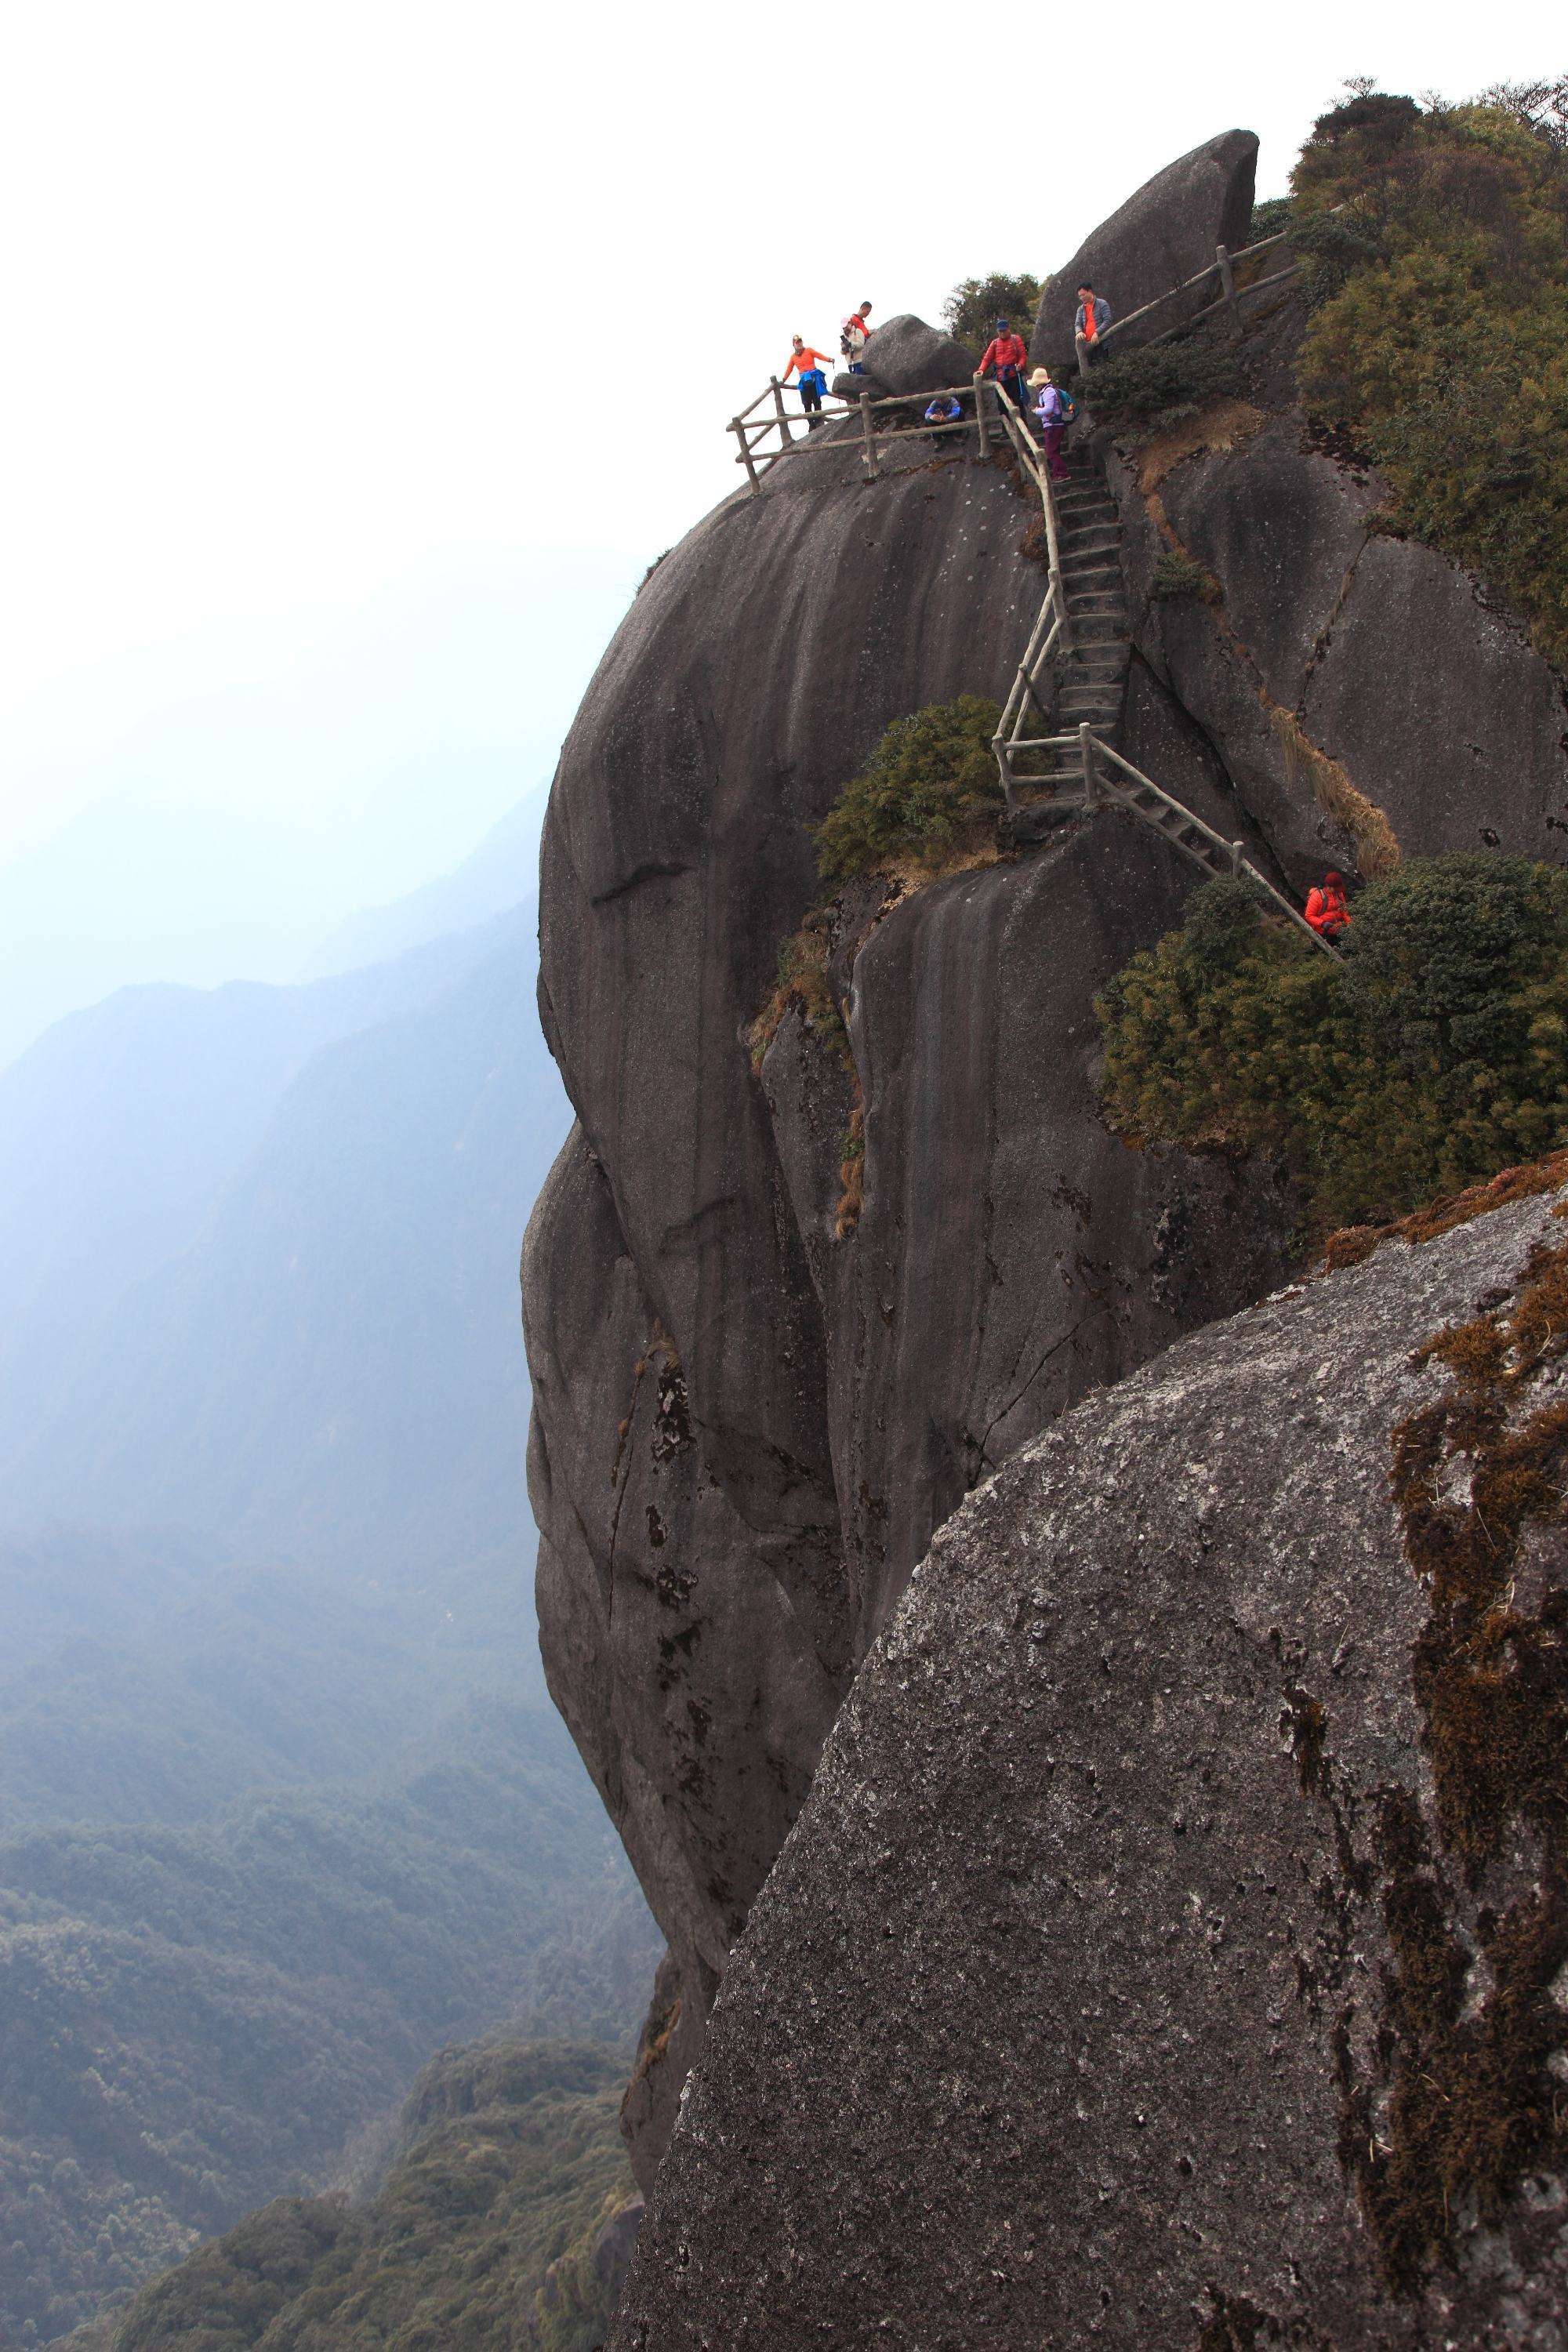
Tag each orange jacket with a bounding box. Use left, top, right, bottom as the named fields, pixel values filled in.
left=783, top=347, right=833, bottom=379
left=1305, top=883, right=1350, bottom=935
left=979, top=332, right=1029, bottom=378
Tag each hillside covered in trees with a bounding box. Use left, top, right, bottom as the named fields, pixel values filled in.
left=0, top=1535, right=656, bottom=2347
left=63, top=2039, right=639, bottom=2352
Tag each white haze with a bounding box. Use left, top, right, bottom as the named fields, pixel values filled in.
left=0, top=0, right=1556, bottom=1051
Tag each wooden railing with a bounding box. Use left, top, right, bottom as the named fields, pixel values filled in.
left=984, top=394, right=1076, bottom=774
left=1091, top=207, right=1338, bottom=355
left=1005, top=724, right=1341, bottom=956
left=728, top=374, right=1018, bottom=491
left=728, top=209, right=1328, bottom=486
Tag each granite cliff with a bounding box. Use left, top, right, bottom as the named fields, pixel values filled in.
left=522, top=118, right=1568, bottom=2263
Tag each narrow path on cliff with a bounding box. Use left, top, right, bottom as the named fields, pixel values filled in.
left=723, top=303, right=1337, bottom=954
left=988, top=394, right=1338, bottom=953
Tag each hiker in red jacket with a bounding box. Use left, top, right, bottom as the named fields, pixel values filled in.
left=978, top=319, right=1030, bottom=411
left=1305, top=872, right=1351, bottom=938
left=840, top=302, right=873, bottom=373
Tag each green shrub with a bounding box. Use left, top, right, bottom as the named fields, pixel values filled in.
left=814, top=697, right=1004, bottom=887
left=942, top=274, right=1043, bottom=355
left=1081, top=341, right=1247, bottom=434
left=1247, top=195, right=1295, bottom=243
left=1098, top=857, right=1568, bottom=1234
left=1292, top=94, right=1568, bottom=671
left=749, top=916, right=849, bottom=1070
left=1289, top=206, right=1385, bottom=306
left=1151, top=550, right=1219, bottom=601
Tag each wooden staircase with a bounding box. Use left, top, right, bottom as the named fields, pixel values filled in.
left=1023, top=454, right=1131, bottom=794
left=984, top=392, right=1338, bottom=957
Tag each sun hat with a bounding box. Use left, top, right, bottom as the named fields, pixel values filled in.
left=1028, top=367, right=1052, bottom=387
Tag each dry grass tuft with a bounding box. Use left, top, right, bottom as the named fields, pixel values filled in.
left=1136, top=397, right=1266, bottom=493
left=1321, top=1151, right=1568, bottom=1273
left=1261, top=698, right=1401, bottom=880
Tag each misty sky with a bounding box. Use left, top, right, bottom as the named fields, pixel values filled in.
left=0, top=0, right=1556, bottom=1047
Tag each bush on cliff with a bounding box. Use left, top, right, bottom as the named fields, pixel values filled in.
left=1291, top=90, right=1568, bottom=671
left=814, top=697, right=1003, bottom=887
left=1098, top=857, right=1568, bottom=1232
left=942, top=273, right=1042, bottom=355
left=1081, top=341, right=1247, bottom=435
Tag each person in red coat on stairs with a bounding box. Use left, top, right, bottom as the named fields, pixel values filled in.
left=1305, top=872, right=1352, bottom=938
left=978, top=320, right=1030, bottom=410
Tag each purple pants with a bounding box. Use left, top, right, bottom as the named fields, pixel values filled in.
left=1040, top=423, right=1069, bottom=480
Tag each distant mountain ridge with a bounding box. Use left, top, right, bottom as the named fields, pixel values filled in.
left=0, top=898, right=565, bottom=1577
left=303, top=794, right=542, bottom=978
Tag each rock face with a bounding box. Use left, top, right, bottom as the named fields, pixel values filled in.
left=829, top=311, right=977, bottom=405
left=613, top=1176, right=1568, bottom=2347
left=1109, top=390, right=1568, bottom=889
left=524, top=130, right=1568, bottom=2194
left=524, top=416, right=1295, bottom=2173
left=1030, top=130, right=1258, bottom=369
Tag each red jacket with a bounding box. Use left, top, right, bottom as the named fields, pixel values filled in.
left=1305, top=882, right=1350, bottom=935
left=979, top=332, right=1029, bottom=378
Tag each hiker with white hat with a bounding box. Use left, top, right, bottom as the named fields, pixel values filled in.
left=1029, top=366, right=1074, bottom=481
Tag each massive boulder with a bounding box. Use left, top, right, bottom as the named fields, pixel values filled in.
left=526, top=390, right=1293, bottom=2178
left=1030, top=130, right=1258, bottom=369
left=829, top=312, right=977, bottom=405
left=613, top=1170, right=1568, bottom=2347
left=760, top=824, right=1294, bottom=1650
left=526, top=133, right=1568, bottom=2192
left=1101, top=302, right=1568, bottom=891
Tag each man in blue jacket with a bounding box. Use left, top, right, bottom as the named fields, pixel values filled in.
left=1075, top=283, right=1112, bottom=375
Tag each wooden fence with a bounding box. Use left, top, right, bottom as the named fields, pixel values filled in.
left=728, top=375, right=1011, bottom=491
left=727, top=208, right=1330, bottom=488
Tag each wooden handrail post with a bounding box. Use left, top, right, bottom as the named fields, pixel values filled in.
left=731, top=420, right=760, bottom=494
left=770, top=374, right=794, bottom=447
left=993, top=732, right=1014, bottom=812
left=973, top=372, right=989, bottom=455
left=1231, top=839, right=1247, bottom=873
left=1216, top=242, right=1240, bottom=336
left=1080, top=723, right=1097, bottom=808
left=859, top=390, right=879, bottom=477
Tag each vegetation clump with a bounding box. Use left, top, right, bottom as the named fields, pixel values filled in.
left=747, top=916, right=849, bottom=1072
left=813, top=696, right=1004, bottom=888
left=942, top=272, right=1042, bottom=354
left=1098, top=856, right=1568, bottom=1233
left=1079, top=341, right=1247, bottom=435
left=1150, top=550, right=1221, bottom=602
left=1290, top=85, right=1568, bottom=670
left=1246, top=194, right=1294, bottom=243
left=1340, top=1219, right=1568, bottom=2290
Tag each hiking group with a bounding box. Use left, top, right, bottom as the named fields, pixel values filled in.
left=780, top=302, right=875, bottom=430
left=780, top=287, right=1111, bottom=477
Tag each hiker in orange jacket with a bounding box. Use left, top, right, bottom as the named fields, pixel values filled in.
left=782, top=336, right=834, bottom=427
left=978, top=319, right=1030, bottom=411
left=1305, top=872, right=1351, bottom=938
